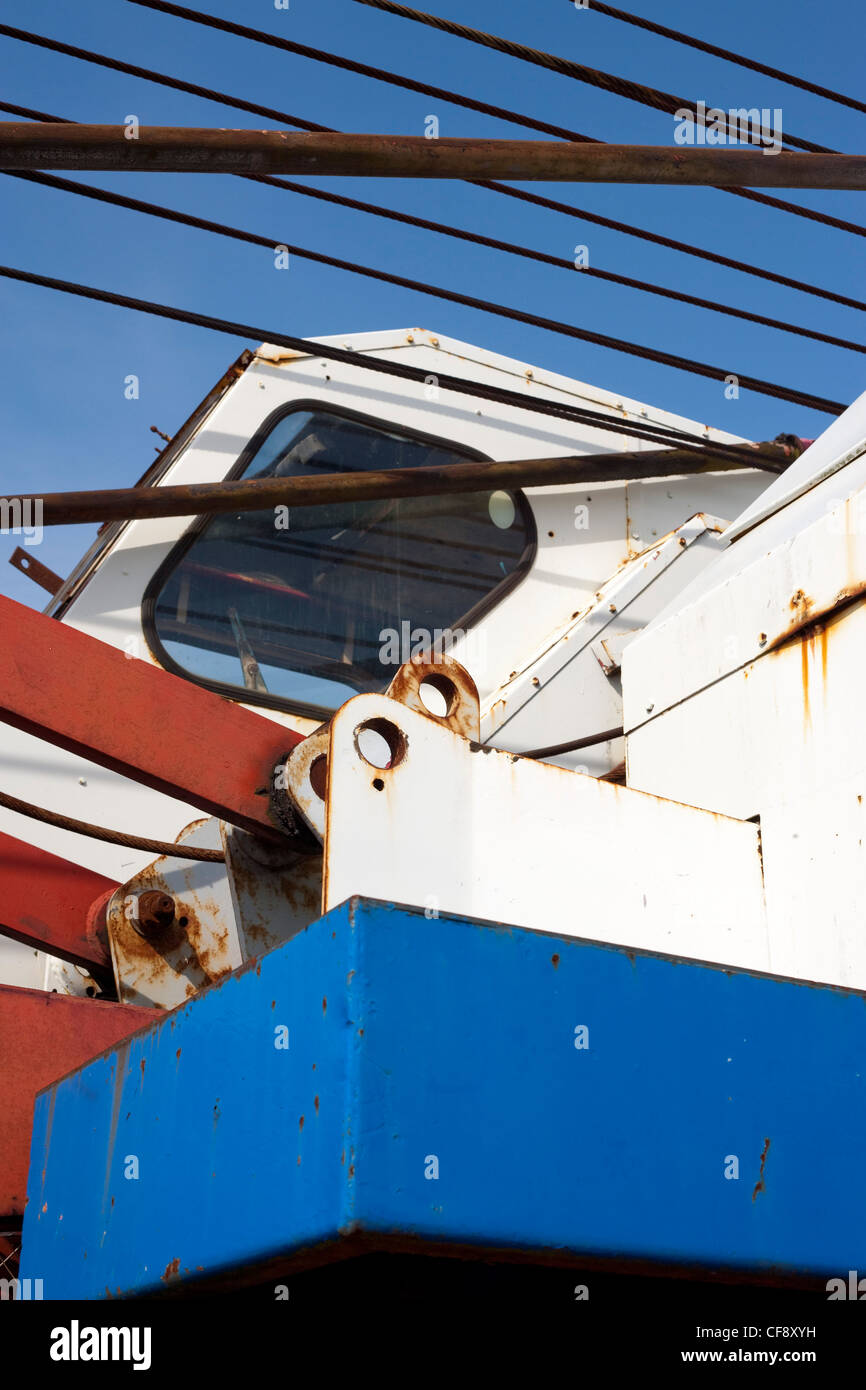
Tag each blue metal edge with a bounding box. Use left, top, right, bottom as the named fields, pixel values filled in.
left=19, top=896, right=866, bottom=1297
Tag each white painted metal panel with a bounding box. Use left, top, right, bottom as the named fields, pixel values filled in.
left=627, top=594, right=864, bottom=819
left=623, top=485, right=866, bottom=732
left=626, top=595, right=866, bottom=989
left=626, top=471, right=762, bottom=555
left=323, top=693, right=768, bottom=971
left=483, top=516, right=727, bottom=773
left=759, top=781, right=866, bottom=988
left=0, top=938, right=43, bottom=990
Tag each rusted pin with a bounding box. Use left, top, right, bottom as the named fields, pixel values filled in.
left=135, top=891, right=176, bottom=935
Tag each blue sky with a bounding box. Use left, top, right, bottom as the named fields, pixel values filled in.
left=1, top=0, right=864, bottom=604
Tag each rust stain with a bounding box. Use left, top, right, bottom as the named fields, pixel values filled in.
left=797, top=620, right=830, bottom=731
left=109, top=866, right=235, bottom=1006
left=229, top=842, right=321, bottom=953
left=801, top=638, right=811, bottom=727
left=489, top=697, right=507, bottom=725
left=551, top=953, right=560, bottom=970
left=314, top=1095, right=320, bottom=1114
left=299, top=1115, right=305, bottom=1132
left=386, top=653, right=480, bottom=741
left=322, top=996, right=327, bottom=1015
left=161, top=1257, right=181, bottom=1283
left=752, top=1137, right=771, bottom=1202
left=769, top=584, right=866, bottom=657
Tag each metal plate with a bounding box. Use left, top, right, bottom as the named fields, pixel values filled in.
left=482, top=515, right=726, bottom=774
left=323, top=694, right=768, bottom=971
left=106, top=820, right=243, bottom=1009
left=20, top=899, right=866, bottom=1295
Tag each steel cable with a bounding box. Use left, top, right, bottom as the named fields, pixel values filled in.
left=3, top=170, right=847, bottom=412
left=7, top=129, right=863, bottom=360
left=345, top=0, right=866, bottom=237
left=0, top=788, right=225, bottom=861
left=583, top=2, right=866, bottom=117
left=4, top=28, right=864, bottom=303
left=349, top=0, right=830, bottom=153
left=0, top=260, right=841, bottom=437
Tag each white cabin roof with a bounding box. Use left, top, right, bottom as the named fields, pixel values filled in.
left=255, top=326, right=746, bottom=449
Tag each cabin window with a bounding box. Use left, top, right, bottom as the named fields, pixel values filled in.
left=145, top=405, right=534, bottom=716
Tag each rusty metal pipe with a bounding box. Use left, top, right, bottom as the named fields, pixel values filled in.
left=10, top=443, right=793, bottom=527
left=1, top=126, right=866, bottom=186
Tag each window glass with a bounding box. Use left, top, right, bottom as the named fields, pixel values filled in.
left=148, top=408, right=533, bottom=711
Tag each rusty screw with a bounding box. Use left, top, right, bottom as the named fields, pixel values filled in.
left=136, top=891, right=176, bottom=935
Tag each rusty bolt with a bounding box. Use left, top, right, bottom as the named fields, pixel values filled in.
left=136, top=891, right=176, bottom=934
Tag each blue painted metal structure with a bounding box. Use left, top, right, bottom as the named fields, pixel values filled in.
left=20, top=898, right=866, bottom=1297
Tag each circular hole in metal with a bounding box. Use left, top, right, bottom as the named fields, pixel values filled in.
left=355, top=718, right=406, bottom=769
left=488, top=490, right=516, bottom=529
left=418, top=674, right=457, bottom=719
left=178, top=916, right=189, bottom=929
left=309, top=754, right=328, bottom=800
left=372, top=777, right=385, bottom=791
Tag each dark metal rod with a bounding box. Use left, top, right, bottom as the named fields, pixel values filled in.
left=1, top=126, right=866, bottom=185
left=518, top=727, right=626, bottom=760
left=9, top=443, right=794, bottom=526
left=0, top=262, right=845, bottom=415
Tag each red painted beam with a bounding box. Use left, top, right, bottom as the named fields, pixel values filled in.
left=0, top=596, right=302, bottom=840
left=0, top=832, right=115, bottom=972
left=0, top=985, right=161, bottom=1218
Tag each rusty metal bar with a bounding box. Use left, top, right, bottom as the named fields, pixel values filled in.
left=0, top=831, right=115, bottom=972
left=6, top=442, right=793, bottom=527
left=8, top=546, right=63, bottom=595
left=0, top=984, right=161, bottom=1217
left=1, top=125, right=866, bottom=186
left=0, top=595, right=301, bottom=841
